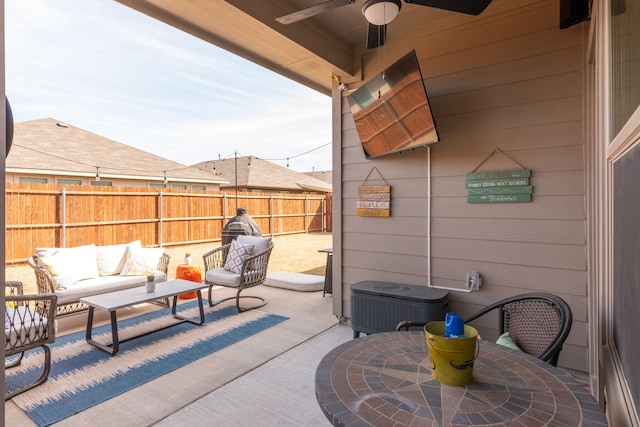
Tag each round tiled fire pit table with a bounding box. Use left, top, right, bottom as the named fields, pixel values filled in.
left=315, top=331, right=607, bottom=426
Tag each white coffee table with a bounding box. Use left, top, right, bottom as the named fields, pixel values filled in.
left=80, top=279, right=208, bottom=355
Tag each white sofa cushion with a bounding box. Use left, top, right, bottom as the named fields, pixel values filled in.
left=38, top=244, right=100, bottom=289
left=96, top=240, right=141, bottom=276
left=56, top=272, right=167, bottom=305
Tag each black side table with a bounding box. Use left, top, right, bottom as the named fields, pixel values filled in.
left=318, top=248, right=333, bottom=297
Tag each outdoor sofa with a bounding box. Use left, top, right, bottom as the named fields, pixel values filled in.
left=27, top=240, right=170, bottom=316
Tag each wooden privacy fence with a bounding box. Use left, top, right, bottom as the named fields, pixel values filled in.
left=5, top=183, right=332, bottom=265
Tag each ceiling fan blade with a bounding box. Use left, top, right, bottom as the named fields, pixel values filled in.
left=276, top=0, right=356, bottom=25
left=366, top=23, right=387, bottom=49
left=404, top=0, right=492, bottom=16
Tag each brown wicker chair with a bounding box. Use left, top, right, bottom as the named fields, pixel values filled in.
left=5, top=281, right=57, bottom=400
left=203, top=236, right=273, bottom=313
left=396, top=292, right=573, bottom=366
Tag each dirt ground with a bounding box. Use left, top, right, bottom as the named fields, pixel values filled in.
left=7, top=233, right=333, bottom=295
left=164, top=232, right=332, bottom=278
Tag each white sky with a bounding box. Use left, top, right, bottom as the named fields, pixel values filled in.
left=5, top=0, right=333, bottom=172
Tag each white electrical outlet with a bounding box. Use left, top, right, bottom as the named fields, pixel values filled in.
left=466, top=271, right=481, bottom=290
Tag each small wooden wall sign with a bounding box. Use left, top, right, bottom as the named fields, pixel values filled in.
left=357, top=167, right=391, bottom=216
left=357, top=185, right=391, bottom=217
left=466, top=169, right=532, bottom=203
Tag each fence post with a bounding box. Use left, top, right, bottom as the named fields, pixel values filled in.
left=158, top=190, right=163, bottom=247
left=324, top=196, right=327, bottom=232
left=270, top=194, right=274, bottom=237
left=223, top=193, right=227, bottom=221
left=305, top=196, right=309, bottom=233
left=61, top=188, right=67, bottom=247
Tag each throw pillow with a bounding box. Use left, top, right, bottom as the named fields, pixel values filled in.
left=96, top=240, right=141, bottom=276
left=120, top=246, right=164, bottom=276
left=39, top=244, right=100, bottom=289
left=224, top=240, right=255, bottom=274
left=496, top=332, right=522, bottom=351
left=35, top=247, right=58, bottom=260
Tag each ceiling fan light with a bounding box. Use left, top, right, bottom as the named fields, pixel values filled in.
left=362, top=0, right=401, bottom=25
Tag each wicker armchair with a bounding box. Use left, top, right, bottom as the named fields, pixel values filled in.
left=397, top=292, right=573, bottom=366
left=203, top=236, right=273, bottom=312
left=5, top=281, right=57, bottom=400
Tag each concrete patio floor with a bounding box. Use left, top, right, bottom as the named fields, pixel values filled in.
left=5, top=284, right=347, bottom=426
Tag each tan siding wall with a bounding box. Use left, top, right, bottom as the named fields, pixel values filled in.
left=339, top=0, right=589, bottom=371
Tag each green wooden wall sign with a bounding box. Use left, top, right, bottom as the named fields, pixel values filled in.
left=466, top=168, right=533, bottom=203
left=468, top=186, right=533, bottom=195
left=466, top=150, right=533, bottom=203
left=468, top=194, right=531, bottom=203
left=466, top=169, right=531, bottom=180
left=466, top=177, right=530, bottom=188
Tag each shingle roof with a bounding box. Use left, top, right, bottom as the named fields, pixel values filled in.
left=303, top=170, right=332, bottom=185
left=7, top=118, right=226, bottom=184
left=193, top=156, right=332, bottom=193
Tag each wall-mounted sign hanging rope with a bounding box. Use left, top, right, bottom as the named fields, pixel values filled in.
left=466, top=148, right=533, bottom=203
left=357, top=167, right=391, bottom=217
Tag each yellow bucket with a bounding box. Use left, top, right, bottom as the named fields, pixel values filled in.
left=424, top=321, right=479, bottom=386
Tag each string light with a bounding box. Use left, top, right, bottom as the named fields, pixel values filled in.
left=263, top=141, right=332, bottom=165
left=13, top=140, right=332, bottom=180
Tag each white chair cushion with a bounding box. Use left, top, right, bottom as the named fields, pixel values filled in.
left=5, top=303, right=11, bottom=329
left=5, top=306, right=50, bottom=349
left=236, top=235, right=272, bottom=254
left=205, top=268, right=242, bottom=288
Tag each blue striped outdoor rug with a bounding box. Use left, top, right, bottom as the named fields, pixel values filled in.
left=5, top=301, right=288, bottom=426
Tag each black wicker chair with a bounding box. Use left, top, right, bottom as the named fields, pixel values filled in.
left=396, top=292, right=572, bottom=366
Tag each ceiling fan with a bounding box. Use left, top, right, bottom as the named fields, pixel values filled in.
left=276, top=0, right=493, bottom=49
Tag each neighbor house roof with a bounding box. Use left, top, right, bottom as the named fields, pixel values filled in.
left=193, top=156, right=332, bottom=193
left=303, top=170, right=332, bottom=186
left=8, top=118, right=227, bottom=184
